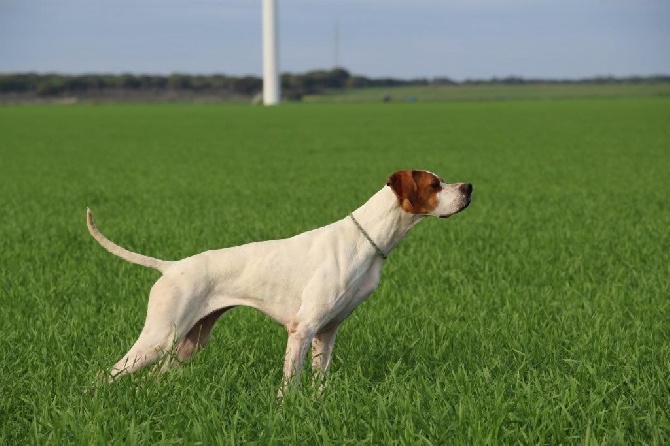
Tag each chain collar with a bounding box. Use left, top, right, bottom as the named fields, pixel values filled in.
left=349, top=213, right=387, bottom=260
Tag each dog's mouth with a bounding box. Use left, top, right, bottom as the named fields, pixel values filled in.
left=439, top=195, right=472, bottom=219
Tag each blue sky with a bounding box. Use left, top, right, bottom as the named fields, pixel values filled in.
left=1, top=0, right=668, bottom=80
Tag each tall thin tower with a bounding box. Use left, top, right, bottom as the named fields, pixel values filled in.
left=262, top=0, right=280, bottom=105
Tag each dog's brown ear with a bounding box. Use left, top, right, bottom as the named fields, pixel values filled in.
left=387, top=170, right=417, bottom=212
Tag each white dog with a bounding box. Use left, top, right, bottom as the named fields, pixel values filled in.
left=87, top=169, right=472, bottom=394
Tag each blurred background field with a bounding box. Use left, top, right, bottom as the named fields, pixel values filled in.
left=305, top=81, right=670, bottom=103
left=3, top=71, right=669, bottom=105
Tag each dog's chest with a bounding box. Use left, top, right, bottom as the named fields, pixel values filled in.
left=353, top=260, right=382, bottom=300
left=329, top=258, right=383, bottom=325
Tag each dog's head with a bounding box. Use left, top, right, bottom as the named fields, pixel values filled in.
left=387, top=170, right=472, bottom=218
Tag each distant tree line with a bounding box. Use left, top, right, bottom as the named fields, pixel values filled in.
left=0, top=73, right=264, bottom=98
left=1, top=69, right=668, bottom=101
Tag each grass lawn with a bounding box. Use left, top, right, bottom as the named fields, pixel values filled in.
left=0, top=97, right=669, bottom=444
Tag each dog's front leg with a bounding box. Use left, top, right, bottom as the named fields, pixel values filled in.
left=277, top=321, right=315, bottom=398
left=311, top=324, right=339, bottom=392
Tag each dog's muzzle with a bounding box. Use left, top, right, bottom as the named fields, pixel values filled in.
left=439, top=183, right=473, bottom=218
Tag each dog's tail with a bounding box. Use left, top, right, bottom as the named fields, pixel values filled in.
left=86, top=208, right=172, bottom=273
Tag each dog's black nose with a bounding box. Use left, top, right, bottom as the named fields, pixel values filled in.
left=460, top=183, right=473, bottom=195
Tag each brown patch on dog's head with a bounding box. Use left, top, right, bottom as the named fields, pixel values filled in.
left=386, top=170, right=443, bottom=214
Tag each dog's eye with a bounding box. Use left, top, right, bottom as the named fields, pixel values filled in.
left=431, top=181, right=441, bottom=190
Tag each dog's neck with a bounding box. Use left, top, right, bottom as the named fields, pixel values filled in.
left=350, top=185, right=426, bottom=258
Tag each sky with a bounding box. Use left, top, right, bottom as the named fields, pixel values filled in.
left=0, top=0, right=668, bottom=80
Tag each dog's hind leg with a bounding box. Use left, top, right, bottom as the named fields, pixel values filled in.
left=108, top=323, right=177, bottom=382
left=106, top=279, right=192, bottom=382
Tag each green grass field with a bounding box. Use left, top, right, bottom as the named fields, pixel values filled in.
left=1, top=96, right=669, bottom=444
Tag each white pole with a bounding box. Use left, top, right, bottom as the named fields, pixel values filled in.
left=262, top=0, right=280, bottom=105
